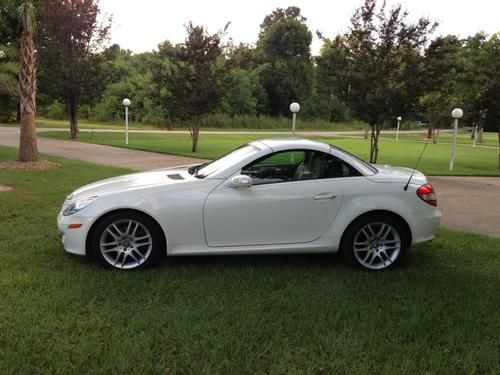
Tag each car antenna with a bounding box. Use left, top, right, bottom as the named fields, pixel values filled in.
left=404, top=143, right=428, bottom=191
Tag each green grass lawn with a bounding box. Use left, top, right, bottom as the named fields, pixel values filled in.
left=39, top=130, right=500, bottom=176
left=381, top=130, right=498, bottom=147
left=1, top=117, right=366, bottom=132
left=0, top=145, right=499, bottom=373
left=0, top=118, right=155, bottom=130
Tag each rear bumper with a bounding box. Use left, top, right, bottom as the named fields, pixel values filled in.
left=57, top=213, right=93, bottom=256
left=407, top=208, right=442, bottom=245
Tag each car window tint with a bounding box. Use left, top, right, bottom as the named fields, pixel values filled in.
left=242, top=150, right=305, bottom=185
left=256, top=151, right=304, bottom=166
left=196, top=144, right=260, bottom=178
left=323, top=154, right=362, bottom=178
left=242, top=150, right=361, bottom=185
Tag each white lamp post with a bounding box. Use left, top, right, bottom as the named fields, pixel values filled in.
left=449, top=108, right=463, bottom=171
left=472, top=124, right=478, bottom=148
left=396, top=116, right=402, bottom=141
left=290, top=102, right=300, bottom=135
left=122, top=98, right=131, bottom=145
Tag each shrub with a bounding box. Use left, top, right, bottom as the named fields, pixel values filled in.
left=45, top=101, right=66, bottom=120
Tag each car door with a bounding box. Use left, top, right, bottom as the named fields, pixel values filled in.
left=203, top=150, right=344, bottom=247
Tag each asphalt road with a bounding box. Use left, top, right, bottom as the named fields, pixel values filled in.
left=428, top=176, right=500, bottom=237
left=0, top=127, right=206, bottom=170
left=1, top=127, right=498, bottom=237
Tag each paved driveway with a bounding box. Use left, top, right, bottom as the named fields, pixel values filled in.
left=1, top=127, right=498, bottom=237
left=428, top=176, right=500, bottom=238
left=0, top=127, right=207, bottom=169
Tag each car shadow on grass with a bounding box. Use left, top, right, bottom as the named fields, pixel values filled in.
left=161, top=252, right=346, bottom=270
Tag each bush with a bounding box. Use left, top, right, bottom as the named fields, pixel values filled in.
left=92, top=100, right=117, bottom=122
left=205, top=113, right=364, bottom=131
left=79, top=105, right=93, bottom=120
left=45, top=101, right=66, bottom=120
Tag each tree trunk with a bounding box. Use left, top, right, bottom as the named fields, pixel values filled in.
left=426, top=121, right=432, bottom=139
left=432, top=128, right=439, bottom=144
left=18, top=4, right=38, bottom=162
left=369, top=123, right=382, bottom=163
left=69, top=96, right=78, bottom=139
left=19, top=110, right=38, bottom=161
left=190, top=121, right=200, bottom=153
left=477, top=127, right=484, bottom=143
left=364, top=124, right=369, bottom=139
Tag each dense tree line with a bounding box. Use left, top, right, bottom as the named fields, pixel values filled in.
left=0, top=0, right=499, bottom=163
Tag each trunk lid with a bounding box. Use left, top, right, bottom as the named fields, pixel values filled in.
left=368, top=164, right=427, bottom=184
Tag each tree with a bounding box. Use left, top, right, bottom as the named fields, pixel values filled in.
left=1, top=0, right=23, bottom=122
left=341, top=0, right=437, bottom=162
left=454, top=33, right=490, bottom=139
left=481, top=84, right=500, bottom=168
left=152, top=23, right=227, bottom=152
left=18, top=0, right=38, bottom=161
left=224, top=43, right=269, bottom=116
left=0, top=0, right=21, bottom=46
left=93, top=47, right=158, bottom=123
left=0, top=44, right=18, bottom=122
left=226, top=42, right=260, bottom=71
left=479, top=33, right=500, bottom=167
left=257, top=6, right=313, bottom=116
left=420, top=35, right=462, bottom=138
left=454, top=32, right=500, bottom=149
left=221, top=69, right=257, bottom=116
left=220, top=68, right=268, bottom=117
left=37, top=0, right=111, bottom=138
left=315, top=35, right=352, bottom=122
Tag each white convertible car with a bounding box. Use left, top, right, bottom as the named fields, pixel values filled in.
left=57, top=138, right=441, bottom=271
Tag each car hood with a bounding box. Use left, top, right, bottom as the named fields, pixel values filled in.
left=67, top=166, right=195, bottom=200
left=368, top=164, right=427, bottom=184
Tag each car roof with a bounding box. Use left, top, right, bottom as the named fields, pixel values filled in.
left=250, top=138, right=332, bottom=153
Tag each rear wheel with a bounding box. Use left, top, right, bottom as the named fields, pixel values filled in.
left=342, top=214, right=408, bottom=270
left=90, top=211, right=164, bottom=270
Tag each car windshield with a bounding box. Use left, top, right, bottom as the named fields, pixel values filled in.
left=192, top=144, right=261, bottom=178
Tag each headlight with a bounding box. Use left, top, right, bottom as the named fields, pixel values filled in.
left=63, top=196, right=98, bottom=216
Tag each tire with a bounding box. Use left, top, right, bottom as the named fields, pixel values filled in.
left=89, top=211, right=164, bottom=270
left=341, top=213, right=409, bottom=271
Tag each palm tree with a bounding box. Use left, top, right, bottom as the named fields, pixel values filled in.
left=18, top=0, right=38, bottom=162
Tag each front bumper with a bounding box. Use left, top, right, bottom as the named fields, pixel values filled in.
left=57, top=212, right=94, bottom=256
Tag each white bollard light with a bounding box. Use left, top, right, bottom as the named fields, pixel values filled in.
left=290, top=102, right=300, bottom=135
left=449, top=108, right=463, bottom=171
left=122, top=98, right=131, bottom=145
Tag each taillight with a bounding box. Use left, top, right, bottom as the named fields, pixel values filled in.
left=417, top=183, right=437, bottom=206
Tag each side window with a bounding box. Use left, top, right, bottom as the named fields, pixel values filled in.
left=293, top=152, right=362, bottom=180
left=242, top=150, right=305, bottom=185
left=323, top=154, right=362, bottom=178
left=242, top=150, right=361, bottom=185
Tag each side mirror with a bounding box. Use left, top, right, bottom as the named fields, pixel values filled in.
left=230, top=175, right=252, bottom=188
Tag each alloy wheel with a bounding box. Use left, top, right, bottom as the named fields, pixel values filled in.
left=352, top=222, right=401, bottom=270
left=99, top=219, right=153, bottom=270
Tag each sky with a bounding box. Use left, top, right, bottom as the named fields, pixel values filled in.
left=99, top=0, right=500, bottom=55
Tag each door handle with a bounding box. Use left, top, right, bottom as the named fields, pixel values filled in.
left=314, top=193, right=337, bottom=200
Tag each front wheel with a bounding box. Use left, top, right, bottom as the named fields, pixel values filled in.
left=90, top=211, right=164, bottom=270
left=342, top=214, right=409, bottom=270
